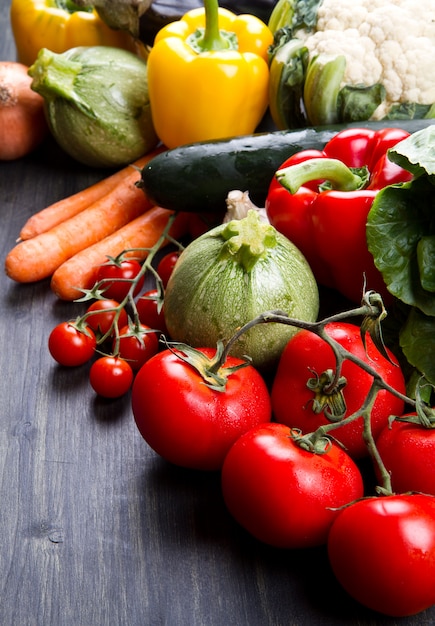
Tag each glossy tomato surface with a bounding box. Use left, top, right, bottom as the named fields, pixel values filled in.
left=221, top=422, right=364, bottom=548
left=48, top=322, right=96, bottom=367
left=271, top=322, right=406, bottom=459
left=131, top=347, right=271, bottom=471
left=375, top=414, right=435, bottom=495
left=328, top=494, right=435, bottom=616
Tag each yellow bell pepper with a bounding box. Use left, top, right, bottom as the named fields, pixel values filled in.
left=10, top=0, right=137, bottom=67
left=147, top=0, right=273, bottom=149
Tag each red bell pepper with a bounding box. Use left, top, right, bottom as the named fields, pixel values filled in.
left=265, top=127, right=413, bottom=304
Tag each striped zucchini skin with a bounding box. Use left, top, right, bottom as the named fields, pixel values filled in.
left=140, top=119, right=435, bottom=214
left=163, top=224, right=319, bottom=371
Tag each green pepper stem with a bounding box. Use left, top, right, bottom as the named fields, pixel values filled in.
left=188, top=0, right=237, bottom=52
left=276, top=157, right=367, bottom=193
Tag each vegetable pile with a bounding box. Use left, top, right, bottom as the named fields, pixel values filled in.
left=4, top=0, right=435, bottom=619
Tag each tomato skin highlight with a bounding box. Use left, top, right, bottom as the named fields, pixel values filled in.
left=48, top=322, right=96, bottom=366
left=221, top=422, right=364, bottom=548
left=89, top=356, right=134, bottom=398
left=327, top=494, right=435, bottom=617
left=271, top=322, right=406, bottom=459
left=375, top=414, right=435, bottom=495
left=96, top=259, right=144, bottom=301
left=131, top=347, right=272, bottom=471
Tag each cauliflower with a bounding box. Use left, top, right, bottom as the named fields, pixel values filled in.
left=268, top=0, right=435, bottom=127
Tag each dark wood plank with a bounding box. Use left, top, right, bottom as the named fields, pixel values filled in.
left=1, top=4, right=435, bottom=624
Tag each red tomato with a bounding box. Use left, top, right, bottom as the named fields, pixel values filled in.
left=86, top=299, right=128, bottom=336
left=136, top=289, right=167, bottom=334
left=271, top=322, right=406, bottom=459
left=156, top=251, right=180, bottom=288
left=221, top=422, right=363, bottom=548
left=114, top=324, right=159, bottom=371
left=48, top=322, right=96, bottom=367
left=375, top=413, right=435, bottom=494
left=89, top=356, right=134, bottom=398
left=328, top=494, right=435, bottom=616
left=96, top=259, right=144, bottom=301
left=131, top=347, right=272, bottom=470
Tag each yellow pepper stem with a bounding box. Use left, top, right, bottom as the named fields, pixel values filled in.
left=187, top=0, right=238, bottom=52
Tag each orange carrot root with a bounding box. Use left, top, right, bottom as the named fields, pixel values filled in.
left=5, top=165, right=154, bottom=284
left=50, top=209, right=191, bottom=301
left=18, top=150, right=163, bottom=240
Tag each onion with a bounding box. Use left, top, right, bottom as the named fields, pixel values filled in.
left=0, top=61, right=47, bottom=161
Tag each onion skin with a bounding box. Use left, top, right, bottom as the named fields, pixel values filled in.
left=0, top=61, right=48, bottom=161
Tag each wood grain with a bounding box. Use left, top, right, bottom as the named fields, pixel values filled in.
left=1, top=4, right=435, bottom=624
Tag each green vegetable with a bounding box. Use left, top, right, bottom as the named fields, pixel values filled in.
left=268, top=0, right=435, bottom=129
left=163, top=210, right=319, bottom=371
left=366, top=125, right=435, bottom=389
left=139, top=119, right=435, bottom=214
left=29, top=46, right=158, bottom=168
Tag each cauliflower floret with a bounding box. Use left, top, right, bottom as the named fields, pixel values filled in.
left=302, top=0, right=435, bottom=116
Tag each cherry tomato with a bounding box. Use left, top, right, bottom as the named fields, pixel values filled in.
left=156, top=251, right=180, bottom=288
left=48, top=322, right=96, bottom=367
left=89, top=356, right=134, bottom=398
left=136, top=289, right=167, bottom=334
left=86, top=299, right=128, bottom=337
left=328, top=494, right=435, bottom=616
left=96, top=259, right=144, bottom=301
left=114, top=324, right=159, bottom=371
left=221, top=423, right=363, bottom=549
left=271, top=322, right=406, bottom=459
left=131, top=347, right=272, bottom=470
left=375, top=413, right=435, bottom=495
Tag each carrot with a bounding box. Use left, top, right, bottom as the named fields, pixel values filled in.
left=18, top=149, right=164, bottom=240
left=50, top=208, right=191, bottom=300
left=5, top=164, right=153, bottom=283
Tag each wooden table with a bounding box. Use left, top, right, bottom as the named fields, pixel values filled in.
left=1, top=4, right=435, bottom=624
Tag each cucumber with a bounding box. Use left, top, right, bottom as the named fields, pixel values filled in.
left=139, top=119, right=435, bottom=214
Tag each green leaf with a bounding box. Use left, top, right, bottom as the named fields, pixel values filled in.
left=400, top=308, right=435, bottom=385
left=366, top=176, right=435, bottom=316
left=338, top=83, right=386, bottom=123
left=387, top=125, right=435, bottom=177
left=386, top=101, right=435, bottom=121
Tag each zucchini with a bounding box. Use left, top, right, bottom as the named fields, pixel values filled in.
left=140, top=119, right=435, bottom=214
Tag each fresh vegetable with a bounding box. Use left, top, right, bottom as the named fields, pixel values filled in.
left=367, top=125, right=435, bottom=391
left=131, top=345, right=272, bottom=470
left=50, top=208, right=189, bottom=301
left=268, top=0, right=435, bottom=129
left=0, top=61, right=47, bottom=161
left=89, top=355, right=134, bottom=397
left=5, top=161, right=154, bottom=284
left=156, top=251, right=181, bottom=288
left=114, top=323, right=159, bottom=371
left=146, top=0, right=272, bottom=148
left=96, top=259, right=145, bottom=301
left=18, top=153, right=159, bottom=240
left=221, top=422, right=364, bottom=548
left=375, top=409, right=435, bottom=495
left=48, top=321, right=96, bottom=366
left=29, top=46, right=158, bottom=168
left=10, top=0, right=137, bottom=66
left=136, top=289, right=168, bottom=334
left=139, top=119, right=435, bottom=214
left=85, top=299, right=128, bottom=337
left=138, top=0, right=277, bottom=46
left=266, top=127, right=413, bottom=303
left=271, top=322, right=406, bottom=459
left=163, top=210, right=319, bottom=370
left=327, top=494, right=435, bottom=617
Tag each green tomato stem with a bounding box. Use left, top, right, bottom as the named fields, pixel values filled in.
left=276, top=157, right=367, bottom=194
left=187, top=0, right=238, bottom=53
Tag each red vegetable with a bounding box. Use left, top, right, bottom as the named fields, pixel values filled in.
left=89, top=356, right=134, bottom=398
left=221, top=422, right=364, bottom=548
left=271, top=322, right=406, bottom=459
left=48, top=321, right=96, bottom=367
left=114, top=324, right=159, bottom=371
left=375, top=412, right=435, bottom=495
left=328, top=494, right=435, bottom=616
left=0, top=61, right=47, bottom=160
left=265, top=127, right=413, bottom=303
left=131, top=346, right=272, bottom=470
